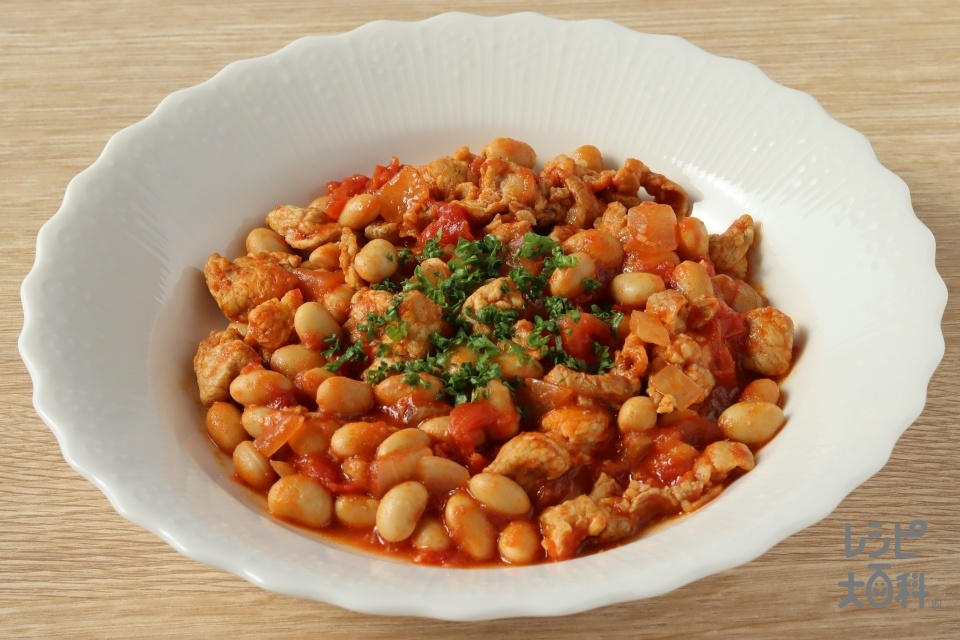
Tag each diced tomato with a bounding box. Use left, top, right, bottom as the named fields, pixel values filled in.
left=701, top=319, right=737, bottom=389
left=448, top=400, right=498, bottom=459
left=325, top=174, right=370, bottom=219
left=468, top=154, right=484, bottom=179
left=558, top=313, right=612, bottom=362
left=294, top=452, right=367, bottom=494
left=666, top=413, right=724, bottom=450
left=369, top=157, right=403, bottom=190
left=420, top=202, right=474, bottom=245
left=637, top=428, right=699, bottom=487
left=702, top=300, right=747, bottom=388
left=377, top=164, right=430, bottom=223
left=715, top=299, right=748, bottom=339
left=294, top=452, right=343, bottom=490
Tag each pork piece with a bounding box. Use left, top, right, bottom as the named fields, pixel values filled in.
left=538, top=167, right=605, bottom=228
left=613, top=334, right=649, bottom=382
left=245, top=288, right=303, bottom=352
left=421, top=156, right=472, bottom=200
left=649, top=333, right=716, bottom=402
left=644, top=290, right=689, bottom=335
left=461, top=277, right=524, bottom=335
left=625, top=158, right=692, bottom=219
left=345, top=289, right=445, bottom=361
left=338, top=227, right=362, bottom=289
left=595, top=478, right=703, bottom=544
left=459, top=157, right=543, bottom=224
left=540, top=406, right=613, bottom=453
left=709, top=214, right=754, bottom=279
left=539, top=495, right=610, bottom=560
left=741, top=307, right=795, bottom=377
left=593, top=201, right=628, bottom=240
left=266, top=204, right=342, bottom=251
left=544, top=365, right=641, bottom=406
left=483, top=213, right=535, bottom=246
left=588, top=472, right=622, bottom=502
left=484, top=432, right=572, bottom=492
left=193, top=328, right=261, bottom=405
left=363, top=221, right=400, bottom=243
left=203, top=252, right=301, bottom=322
left=693, top=441, right=756, bottom=485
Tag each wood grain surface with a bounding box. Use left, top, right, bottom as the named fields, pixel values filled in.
left=2, top=1, right=958, bottom=637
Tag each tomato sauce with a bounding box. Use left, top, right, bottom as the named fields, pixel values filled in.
left=202, top=142, right=795, bottom=567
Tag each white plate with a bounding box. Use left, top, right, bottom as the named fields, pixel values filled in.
left=19, top=12, right=945, bottom=620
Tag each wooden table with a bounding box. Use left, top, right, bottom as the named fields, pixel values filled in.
left=3, top=1, right=957, bottom=637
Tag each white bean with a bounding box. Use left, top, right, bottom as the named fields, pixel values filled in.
left=739, top=378, right=781, bottom=405
left=229, top=369, right=292, bottom=407
left=468, top=472, right=531, bottom=516
left=415, top=456, right=470, bottom=493
left=308, top=243, right=341, bottom=271
left=444, top=492, right=496, bottom=560
left=572, top=145, right=604, bottom=172
left=294, top=302, right=342, bottom=345
left=718, top=401, right=785, bottom=446
left=353, top=239, right=399, bottom=283
left=374, top=374, right=445, bottom=407
left=308, top=194, right=331, bottom=211
left=370, top=447, right=431, bottom=497
left=338, top=193, right=381, bottom=229
left=377, top=428, right=433, bottom=456
left=232, top=441, right=276, bottom=490
left=240, top=406, right=274, bottom=438
left=482, top=137, right=536, bottom=168
left=376, top=481, right=429, bottom=542
left=322, top=284, right=356, bottom=325
left=411, top=516, right=451, bottom=551
left=292, top=367, right=334, bottom=402
left=205, top=402, right=247, bottom=454
left=330, top=421, right=394, bottom=459
left=617, top=396, right=658, bottom=433
left=418, top=416, right=452, bottom=442
left=673, top=261, right=714, bottom=301
left=497, top=520, right=542, bottom=564
left=419, top=416, right=485, bottom=447
left=269, top=344, right=326, bottom=379
left=562, top=230, right=623, bottom=270
left=610, top=272, right=665, bottom=308
left=267, top=474, right=333, bottom=528
left=334, top=494, right=379, bottom=529
left=419, top=258, right=451, bottom=286
left=493, top=351, right=544, bottom=379
left=548, top=251, right=597, bottom=299
left=246, top=227, right=292, bottom=254
left=270, top=460, right=297, bottom=477
left=316, top=376, right=374, bottom=416
left=483, top=379, right=520, bottom=441
left=677, top=216, right=709, bottom=260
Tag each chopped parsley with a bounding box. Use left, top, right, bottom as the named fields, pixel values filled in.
left=327, top=230, right=622, bottom=403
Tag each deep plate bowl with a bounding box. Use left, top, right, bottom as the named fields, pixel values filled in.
left=19, top=13, right=945, bottom=620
